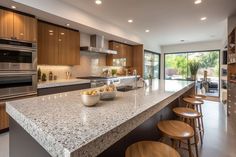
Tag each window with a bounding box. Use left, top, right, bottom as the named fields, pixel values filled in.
left=164, top=50, right=220, bottom=97
left=144, top=50, right=160, bottom=79
left=165, top=53, right=188, bottom=80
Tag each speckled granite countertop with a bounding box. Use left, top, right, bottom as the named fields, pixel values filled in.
left=6, top=79, right=194, bottom=157
left=37, top=79, right=91, bottom=89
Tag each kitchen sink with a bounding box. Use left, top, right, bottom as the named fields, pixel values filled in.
left=117, top=86, right=142, bottom=92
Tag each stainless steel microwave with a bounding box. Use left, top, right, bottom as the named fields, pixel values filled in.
left=0, top=39, right=37, bottom=71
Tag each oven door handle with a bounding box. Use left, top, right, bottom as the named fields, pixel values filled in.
left=0, top=72, right=36, bottom=76
left=0, top=44, right=36, bottom=52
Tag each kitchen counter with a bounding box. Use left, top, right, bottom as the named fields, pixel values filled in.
left=6, top=79, right=194, bottom=157
left=37, top=79, right=91, bottom=89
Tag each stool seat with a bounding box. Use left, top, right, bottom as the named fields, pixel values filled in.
left=189, top=94, right=206, bottom=99
left=183, top=97, right=203, bottom=105
left=125, top=141, right=180, bottom=157
left=173, top=107, right=201, bottom=118
left=157, top=120, right=194, bottom=140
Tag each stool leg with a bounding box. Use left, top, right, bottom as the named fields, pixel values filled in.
left=187, top=139, right=193, bottom=157
left=198, top=117, right=203, bottom=145
left=199, top=105, right=205, bottom=134
left=193, top=119, right=199, bottom=157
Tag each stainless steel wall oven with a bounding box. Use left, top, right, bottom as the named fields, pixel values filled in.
left=0, top=38, right=37, bottom=99
left=0, top=39, right=37, bottom=71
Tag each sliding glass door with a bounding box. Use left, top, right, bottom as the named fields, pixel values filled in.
left=164, top=50, right=220, bottom=97
left=165, top=53, right=188, bottom=80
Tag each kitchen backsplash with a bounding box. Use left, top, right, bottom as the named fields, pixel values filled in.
left=38, top=51, right=122, bottom=79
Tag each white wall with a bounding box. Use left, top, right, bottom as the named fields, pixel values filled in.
left=160, top=40, right=222, bottom=79
left=161, top=40, right=222, bottom=54
left=228, top=14, right=236, bottom=35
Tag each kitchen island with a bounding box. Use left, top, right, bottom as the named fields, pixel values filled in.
left=6, top=79, right=194, bottom=157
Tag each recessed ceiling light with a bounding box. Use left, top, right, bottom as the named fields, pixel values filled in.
left=128, top=19, right=133, bottom=23
left=145, top=29, right=150, bottom=33
left=49, top=30, right=53, bottom=33
left=11, top=6, right=16, bottom=9
left=66, top=23, right=70, bottom=27
left=95, top=0, right=102, bottom=5
left=194, top=0, right=202, bottom=4
left=201, top=17, right=207, bottom=21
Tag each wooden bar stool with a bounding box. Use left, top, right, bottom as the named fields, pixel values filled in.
left=157, top=120, right=195, bottom=157
left=189, top=94, right=206, bottom=100
left=173, top=107, right=202, bottom=157
left=183, top=97, right=204, bottom=134
left=125, top=141, right=180, bottom=157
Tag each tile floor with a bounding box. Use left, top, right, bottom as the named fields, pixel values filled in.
left=0, top=100, right=235, bottom=157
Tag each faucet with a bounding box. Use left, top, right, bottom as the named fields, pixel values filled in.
left=133, top=70, right=137, bottom=89
left=139, top=77, right=148, bottom=88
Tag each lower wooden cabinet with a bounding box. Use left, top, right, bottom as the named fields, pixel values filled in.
left=0, top=102, right=9, bottom=132
left=37, top=83, right=91, bottom=96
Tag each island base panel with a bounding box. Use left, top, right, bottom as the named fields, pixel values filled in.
left=98, top=86, right=194, bottom=157
left=9, top=117, right=51, bottom=157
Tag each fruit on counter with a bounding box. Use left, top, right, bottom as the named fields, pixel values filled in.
left=99, top=84, right=116, bottom=93
left=81, top=89, right=99, bottom=96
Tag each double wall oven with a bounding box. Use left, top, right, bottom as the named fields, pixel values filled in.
left=0, top=38, right=37, bottom=99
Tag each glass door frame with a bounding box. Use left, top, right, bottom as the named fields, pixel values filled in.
left=144, top=49, right=161, bottom=79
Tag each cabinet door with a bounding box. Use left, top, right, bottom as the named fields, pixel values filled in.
left=0, top=9, right=14, bottom=39
left=58, top=28, right=80, bottom=65
left=13, top=13, right=37, bottom=42
left=38, top=21, right=59, bottom=65
left=69, top=30, right=80, bottom=65
left=126, top=45, right=133, bottom=67
left=0, top=103, right=9, bottom=131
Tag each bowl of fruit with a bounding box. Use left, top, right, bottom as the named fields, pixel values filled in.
left=99, top=84, right=117, bottom=100
left=80, top=89, right=100, bottom=107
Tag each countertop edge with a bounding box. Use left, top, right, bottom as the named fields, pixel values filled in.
left=6, top=103, right=70, bottom=157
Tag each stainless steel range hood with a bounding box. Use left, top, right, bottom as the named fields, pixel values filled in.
left=80, top=35, right=117, bottom=55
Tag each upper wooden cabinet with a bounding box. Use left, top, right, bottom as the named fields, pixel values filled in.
left=0, top=9, right=14, bottom=39
left=58, top=27, right=80, bottom=65
left=38, top=21, right=80, bottom=65
left=0, top=8, right=37, bottom=42
left=13, top=13, right=37, bottom=42
left=38, top=21, right=59, bottom=65
left=107, top=41, right=133, bottom=67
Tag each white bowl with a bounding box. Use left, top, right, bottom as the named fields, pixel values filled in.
left=100, top=91, right=117, bottom=100
left=81, top=94, right=100, bottom=107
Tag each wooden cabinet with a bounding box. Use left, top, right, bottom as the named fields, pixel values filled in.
left=38, top=21, right=59, bottom=65
left=58, top=27, right=80, bottom=65
left=13, top=13, right=37, bottom=42
left=0, top=103, right=9, bottom=132
left=0, top=8, right=37, bottom=42
left=0, top=9, right=14, bottom=39
left=38, top=21, right=80, bottom=65
left=107, top=41, right=133, bottom=67
left=125, top=44, right=133, bottom=67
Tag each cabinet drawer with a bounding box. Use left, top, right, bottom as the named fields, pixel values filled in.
left=38, top=83, right=91, bottom=96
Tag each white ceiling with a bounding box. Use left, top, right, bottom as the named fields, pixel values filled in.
left=60, top=0, right=236, bottom=45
